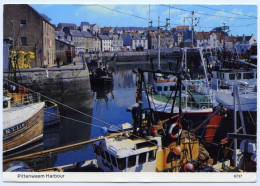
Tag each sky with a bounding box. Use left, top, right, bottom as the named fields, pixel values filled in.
left=29, top=4, right=257, bottom=39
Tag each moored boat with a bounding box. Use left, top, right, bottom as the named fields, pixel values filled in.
left=142, top=47, right=214, bottom=124
left=3, top=89, right=45, bottom=154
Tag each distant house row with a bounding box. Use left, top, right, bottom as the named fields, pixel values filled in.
left=3, top=4, right=257, bottom=68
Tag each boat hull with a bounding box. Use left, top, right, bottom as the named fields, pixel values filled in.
left=90, top=76, right=113, bottom=86
left=3, top=103, right=45, bottom=153
left=216, top=89, right=257, bottom=112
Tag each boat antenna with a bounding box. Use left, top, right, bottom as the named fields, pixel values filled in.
left=184, top=11, right=200, bottom=48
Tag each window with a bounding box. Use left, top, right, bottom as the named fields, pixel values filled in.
left=138, top=152, right=147, bottom=165
left=128, top=155, right=136, bottom=168
left=237, top=73, right=241, bottom=80
left=21, top=37, right=27, bottom=46
left=3, top=101, right=8, bottom=109
left=229, top=74, right=235, bottom=80
left=243, top=73, right=254, bottom=79
left=164, top=86, right=168, bottom=91
left=20, top=20, right=26, bottom=28
left=105, top=151, right=111, bottom=163
left=117, top=158, right=126, bottom=170
left=170, top=86, right=177, bottom=91
left=100, top=148, right=105, bottom=159
left=157, top=86, right=162, bottom=91
left=111, top=155, right=117, bottom=167
left=93, top=145, right=100, bottom=156
left=148, top=150, right=157, bottom=162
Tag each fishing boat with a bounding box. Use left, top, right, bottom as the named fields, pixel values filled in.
left=3, top=88, right=45, bottom=154
left=194, top=66, right=257, bottom=112
left=143, top=47, right=214, bottom=124
left=87, top=57, right=114, bottom=86
left=90, top=66, right=113, bottom=86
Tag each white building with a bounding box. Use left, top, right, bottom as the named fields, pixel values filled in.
left=110, top=35, right=123, bottom=51
left=99, top=35, right=112, bottom=51
left=233, top=34, right=256, bottom=53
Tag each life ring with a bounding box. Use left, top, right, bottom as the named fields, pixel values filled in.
left=201, top=106, right=207, bottom=110
left=168, top=122, right=182, bottom=139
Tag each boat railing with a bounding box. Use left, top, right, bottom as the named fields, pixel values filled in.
left=148, top=85, right=213, bottom=110
left=7, top=92, right=41, bottom=107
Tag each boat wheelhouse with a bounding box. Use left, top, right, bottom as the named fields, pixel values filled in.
left=93, top=135, right=161, bottom=172
left=211, top=69, right=257, bottom=90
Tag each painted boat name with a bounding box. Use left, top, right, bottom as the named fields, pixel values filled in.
left=4, top=123, right=25, bottom=135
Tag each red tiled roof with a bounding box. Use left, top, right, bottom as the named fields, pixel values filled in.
left=176, top=26, right=189, bottom=30
left=101, top=27, right=113, bottom=31
left=196, top=32, right=210, bottom=40
left=225, top=36, right=234, bottom=42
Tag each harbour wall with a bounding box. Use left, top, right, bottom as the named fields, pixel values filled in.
left=84, top=50, right=180, bottom=62
left=3, top=66, right=93, bottom=110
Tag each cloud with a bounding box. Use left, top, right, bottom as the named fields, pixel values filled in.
left=162, top=7, right=181, bottom=17
left=79, top=4, right=118, bottom=18
left=175, top=13, right=189, bottom=25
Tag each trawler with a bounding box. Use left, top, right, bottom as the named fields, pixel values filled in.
left=3, top=87, right=45, bottom=154
left=142, top=47, right=216, bottom=125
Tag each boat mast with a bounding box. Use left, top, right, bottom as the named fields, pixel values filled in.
left=158, top=16, right=160, bottom=70
left=191, top=11, right=194, bottom=48
left=233, top=85, right=238, bottom=167
left=184, top=11, right=199, bottom=48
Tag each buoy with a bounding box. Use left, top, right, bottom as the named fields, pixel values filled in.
left=172, top=146, right=182, bottom=156
left=168, top=122, right=182, bottom=139
left=183, top=162, right=194, bottom=172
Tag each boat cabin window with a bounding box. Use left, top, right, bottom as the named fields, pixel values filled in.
left=117, top=158, right=126, bottom=170
left=138, top=152, right=147, bottom=165
left=93, top=145, right=100, bottom=156
left=157, top=86, right=162, bottom=91
left=237, top=73, right=241, bottom=80
left=148, top=150, right=157, bottom=162
left=128, top=155, right=136, bottom=168
left=105, top=151, right=111, bottom=163
left=170, top=86, right=177, bottom=91
left=100, top=148, right=105, bottom=159
left=229, top=74, right=235, bottom=80
left=243, top=73, right=254, bottom=79
left=164, top=86, right=168, bottom=91
left=3, top=101, right=9, bottom=109
left=111, top=155, right=117, bottom=167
